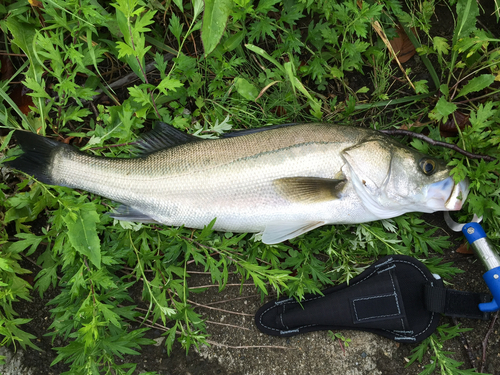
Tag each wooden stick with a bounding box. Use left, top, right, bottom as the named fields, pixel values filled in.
left=380, top=129, right=496, bottom=161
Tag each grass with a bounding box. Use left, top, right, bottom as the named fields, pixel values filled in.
left=0, top=0, right=499, bottom=374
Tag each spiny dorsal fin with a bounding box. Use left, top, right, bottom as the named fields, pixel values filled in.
left=134, top=122, right=199, bottom=155
left=273, top=176, right=346, bottom=203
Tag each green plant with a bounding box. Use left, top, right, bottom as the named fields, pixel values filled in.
left=406, top=324, right=479, bottom=375
left=328, top=330, right=351, bottom=349
left=0, top=228, right=40, bottom=354
left=0, top=0, right=498, bottom=374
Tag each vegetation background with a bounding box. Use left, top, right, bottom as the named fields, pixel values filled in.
left=0, top=0, right=499, bottom=374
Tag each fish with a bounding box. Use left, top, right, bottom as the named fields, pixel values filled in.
left=5, top=123, right=469, bottom=244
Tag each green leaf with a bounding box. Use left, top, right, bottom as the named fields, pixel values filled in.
left=234, top=78, right=258, bottom=101
left=470, top=102, right=496, bottom=129
left=248, top=17, right=277, bottom=43
left=201, top=0, right=232, bottom=56
left=0, top=258, right=12, bottom=272
left=414, top=80, right=429, bottom=94
left=128, top=85, right=153, bottom=106
left=134, top=10, right=155, bottom=34
left=356, top=86, right=369, bottom=94
left=245, top=44, right=284, bottom=73
left=453, top=0, right=479, bottom=45
left=429, top=97, right=457, bottom=123
left=439, top=83, right=449, bottom=97
left=173, top=0, right=184, bottom=11
left=34, top=265, right=58, bottom=298
left=169, top=13, right=183, bottom=46
left=8, top=233, right=43, bottom=256
left=456, top=74, right=495, bottom=99
left=223, top=29, right=246, bottom=52
left=432, top=36, right=449, bottom=56
left=157, top=77, right=183, bottom=95
left=0, top=83, right=31, bottom=131
left=192, top=0, right=204, bottom=20
left=116, top=41, right=136, bottom=58
left=5, top=19, right=39, bottom=70
left=63, top=204, right=101, bottom=268
left=255, top=0, right=279, bottom=13
left=1, top=318, right=41, bottom=351
left=99, top=303, right=122, bottom=328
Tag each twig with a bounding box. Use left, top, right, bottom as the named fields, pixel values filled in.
left=189, top=283, right=257, bottom=290
left=181, top=236, right=271, bottom=266
left=480, top=311, right=499, bottom=374
left=21, top=250, right=62, bottom=281
left=379, top=129, right=496, bottom=161
left=370, top=21, right=415, bottom=91
left=0, top=52, right=27, bottom=57
left=181, top=236, right=239, bottom=264
left=452, top=317, right=477, bottom=370
left=205, top=294, right=262, bottom=306
left=338, top=338, right=346, bottom=356
left=187, top=299, right=254, bottom=316
left=20, top=254, right=43, bottom=269
left=205, top=320, right=251, bottom=331
left=204, top=339, right=295, bottom=350
left=81, top=53, right=175, bottom=104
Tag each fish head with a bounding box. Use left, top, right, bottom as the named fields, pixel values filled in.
left=342, top=136, right=469, bottom=219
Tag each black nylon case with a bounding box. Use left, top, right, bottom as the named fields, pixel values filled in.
left=256, top=255, right=443, bottom=343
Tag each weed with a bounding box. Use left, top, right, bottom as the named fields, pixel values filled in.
left=328, top=330, right=351, bottom=352
left=0, top=0, right=498, bottom=374
left=406, top=324, right=479, bottom=375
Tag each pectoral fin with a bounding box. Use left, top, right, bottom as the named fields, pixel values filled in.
left=262, top=220, right=326, bottom=244
left=109, top=205, right=159, bottom=223
left=273, top=177, right=346, bottom=203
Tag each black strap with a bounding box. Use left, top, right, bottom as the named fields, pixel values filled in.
left=255, top=255, right=493, bottom=344
left=255, top=256, right=443, bottom=343
left=424, top=283, right=491, bottom=320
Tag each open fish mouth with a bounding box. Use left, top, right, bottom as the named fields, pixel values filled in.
left=445, top=178, right=469, bottom=210
left=427, top=177, right=469, bottom=211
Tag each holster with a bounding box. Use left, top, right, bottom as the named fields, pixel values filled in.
left=255, top=255, right=491, bottom=343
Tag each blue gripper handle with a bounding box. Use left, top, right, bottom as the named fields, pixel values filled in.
left=462, top=222, right=500, bottom=313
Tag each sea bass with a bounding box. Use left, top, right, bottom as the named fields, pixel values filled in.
left=6, top=123, right=468, bottom=244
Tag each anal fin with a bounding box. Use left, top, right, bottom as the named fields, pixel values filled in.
left=109, top=205, right=159, bottom=223
left=262, top=220, right=326, bottom=244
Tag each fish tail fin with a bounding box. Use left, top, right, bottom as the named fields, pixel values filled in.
left=7, top=130, right=65, bottom=184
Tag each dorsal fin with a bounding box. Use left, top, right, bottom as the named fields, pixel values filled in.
left=134, top=122, right=199, bottom=155
left=222, top=123, right=301, bottom=138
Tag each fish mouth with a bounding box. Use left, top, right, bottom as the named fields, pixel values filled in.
left=444, top=177, right=469, bottom=210
left=427, top=177, right=469, bottom=211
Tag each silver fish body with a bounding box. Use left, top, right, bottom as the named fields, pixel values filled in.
left=7, top=123, right=469, bottom=244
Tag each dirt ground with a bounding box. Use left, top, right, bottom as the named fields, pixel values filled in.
left=1, top=214, right=499, bottom=375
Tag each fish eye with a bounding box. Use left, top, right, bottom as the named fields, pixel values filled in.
left=419, top=158, right=436, bottom=175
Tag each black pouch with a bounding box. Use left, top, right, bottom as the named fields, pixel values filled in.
left=255, top=255, right=491, bottom=343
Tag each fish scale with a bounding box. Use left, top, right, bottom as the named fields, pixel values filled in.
left=6, top=123, right=469, bottom=244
